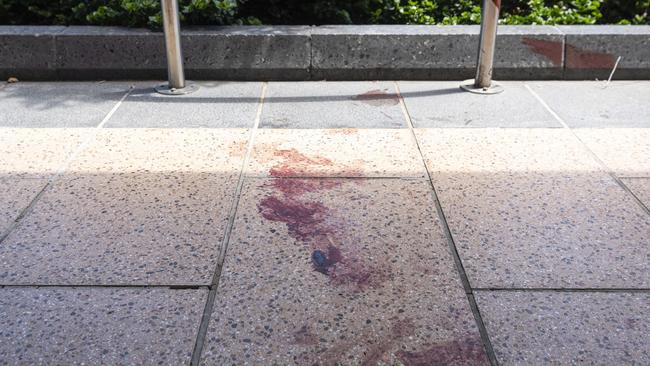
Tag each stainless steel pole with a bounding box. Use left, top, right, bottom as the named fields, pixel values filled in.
left=155, top=0, right=198, bottom=95
left=460, top=0, right=503, bottom=94
left=162, top=0, right=184, bottom=88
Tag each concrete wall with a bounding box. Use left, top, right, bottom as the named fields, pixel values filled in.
left=1, top=25, right=648, bottom=80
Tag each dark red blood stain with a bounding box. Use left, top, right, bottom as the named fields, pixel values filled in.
left=270, top=178, right=341, bottom=196
left=292, top=325, right=319, bottom=346
left=360, top=318, right=416, bottom=365
left=258, top=196, right=331, bottom=242
left=330, top=266, right=374, bottom=289
left=352, top=89, right=400, bottom=107
left=259, top=147, right=386, bottom=291
left=361, top=345, right=389, bottom=366
left=396, top=336, right=490, bottom=366
left=269, top=148, right=334, bottom=177
left=522, top=38, right=563, bottom=66
left=566, top=44, right=616, bottom=69
left=390, top=318, right=415, bottom=338
left=331, top=253, right=393, bottom=290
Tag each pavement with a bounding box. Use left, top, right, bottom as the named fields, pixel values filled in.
left=0, top=80, right=648, bottom=365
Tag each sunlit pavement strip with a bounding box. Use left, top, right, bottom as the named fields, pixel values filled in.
left=0, top=80, right=648, bottom=365
left=415, top=128, right=649, bottom=289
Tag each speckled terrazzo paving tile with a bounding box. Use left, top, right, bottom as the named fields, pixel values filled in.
left=575, top=128, right=650, bottom=177
left=0, top=178, right=46, bottom=234
left=247, top=129, right=425, bottom=178
left=416, top=128, right=650, bottom=288
left=260, top=82, right=407, bottom=128
left=475, top=291, right=650, bottom=365
left=0, top=129, right=249, bottom=285
left=0, top=287, right=207, bottom=365
left=66, top=128, right=250, bottom=173
left=398, top=81, right=559, bottom=128
left=0, top=128, right=89, bottom=178
left=622, top=178, right=650, bottom=209
left=0, top=82, right=132, bottom=127
left=201, top=178, right=489, bottom=366
left=105, top=82, right=262, bottom=128
left=529, top=81, right=650, bottom=127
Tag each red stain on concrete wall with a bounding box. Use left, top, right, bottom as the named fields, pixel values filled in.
left=566, top=44, right=616, bottom=69
left=522, top=37, right=563, bottom=66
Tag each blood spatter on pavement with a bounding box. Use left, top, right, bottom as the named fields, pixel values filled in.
left=352, top=89, right=400, bottom=107
left=357, top=318, right=417, bottom=365
left=258, top=196, right=332, bottom=242
left=395, top=335, right=490, bottom=366
left=255, top=142, right=365, bottom=177
left=291, top=325, right=319, bottom=346
left=271, top=178, right=341, bottom=196
left=325, top=128, right=358, bottom=135
left=268, top=148, right=334, bottom=177
left=256, top=149, right=391, bottom=291
left=227, top=139, right=248, bottom=158
left=309, top=317, right=418, bottom=365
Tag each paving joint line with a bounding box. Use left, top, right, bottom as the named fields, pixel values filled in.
left=244, top=175, right=427, bottom=180
left=0, top=181, right=51, bottom=246
left=394, top=81, right=499, bottom=366
left=52, top=85, right=134, bottom=180
left=524, top=83, right=650, bottom=216
left=0, top=85, right=133, bottom=250
left=0, top=284, right=209, bottom=290
left=474, top=287, right=650, bottom=293
left=190, top=82, right=268, bottom=366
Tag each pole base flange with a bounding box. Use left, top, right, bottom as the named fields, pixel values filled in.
left=459, top=79, right=504, bottom=95
left=155, top=83, right=199, bottom=95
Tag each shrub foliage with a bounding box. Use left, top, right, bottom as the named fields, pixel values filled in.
left=0, top=0, right=648, bottom=28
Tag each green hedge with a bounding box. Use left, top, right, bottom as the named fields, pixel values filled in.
left=0, top=0, right=648, bottom=28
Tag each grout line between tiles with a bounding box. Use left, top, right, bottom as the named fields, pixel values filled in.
left=52, top=85, right=134, bottom=180
left=96, top=87, right=132, bottom=129
left=190, top=82, right=268, bottom=366
left=0, top=182, right=50, bottom=246
left=245, top=175, right=427, bottom=180
left=617, top=181, right=650, bottom=214
left=473, top=287, right=650, bottom=293
left=524, top=84, right=650, bottom=216
left=0, top=84, right=133, bottom=250
left=0, top=284, right=209, bottom=290
left=394, top=81, right=499, bottom=366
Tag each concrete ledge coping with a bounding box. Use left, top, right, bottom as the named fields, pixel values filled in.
left=1, top=25, right=648, bottom=80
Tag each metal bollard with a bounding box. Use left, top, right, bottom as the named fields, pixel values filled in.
left=460, top=0, right=504, bottom=94
left=155, top=0, right=198, bottom=95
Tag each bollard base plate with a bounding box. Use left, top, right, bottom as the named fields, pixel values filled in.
left=155, top=83, right=199, bottom=95
left=460, top=79, right=504, bottom=95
